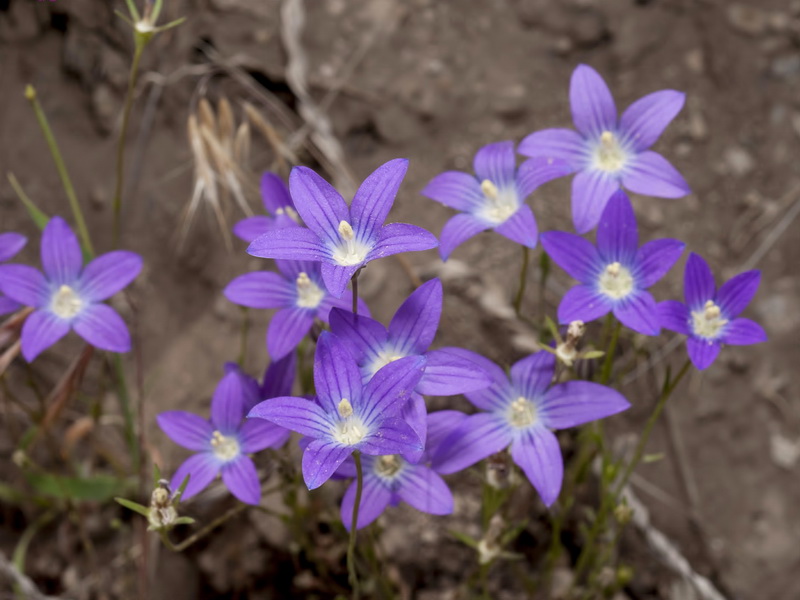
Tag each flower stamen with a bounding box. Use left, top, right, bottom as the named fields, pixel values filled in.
left=508, top=396, right=537, bottom=428
left=332, top=220, right=369, bottom=266
left=598, top=262, right=634, bottom=300
left=375, top=454, right=404, bottom=479
left=295, top=272, right=325, bottom=308
left=210, top=430, right=240, bottom=462
left=479, top=179, right=518, bottom=225
left=594, top=131, right=627, bottom=173
left=51, top=284, right=83, bottom=319
left=691, top=299, right=728, bottom=339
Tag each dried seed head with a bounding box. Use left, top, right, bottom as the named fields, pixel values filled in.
left=197, top=98, right=217, bottom=134
left=217, top=97, right=235, bottom=152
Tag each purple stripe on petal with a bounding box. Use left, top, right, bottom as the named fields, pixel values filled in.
left=320, top=262, right=358, bottom=299
left=170, top=453, right=220, bottom=500
left=686, top=337, right=720, bottom=370
left=539, top=231, right=600, bottom=283
left=636, top=238, right=685, bottom=288
left=516, top=157, right=576, bottom=197
left=359, top=416, right=422, bottom=456
left=596, top=190, right=638, bottom=264
left=438, top=214, right=487, bottom=261
left=511, top=426, right=563, bottom=507
left=473, top=141, right=516, bottom=186
left=20, top=309, right=70, bottom=361
left=360, top=355, right=427, bottom=426
left=222, top=456, right=261, bottom=504
left=538, top=381, right=630, bottom=430
left=684, top=253, right=715, bottom=310
left=389, top=278, right=442, bottom=356
left=369, top=223, right=439, bottom=260
left=557, top=284, right=612, bottom=325
left=397, top=465, right=453, bottom=516
left=570, top=64, right=618, bottom=138
left=417, top=348, right=493, bottom=396
left=518, top=129, right=587, bottom=169
left=426, top=410, right=469, bottom=461
left=73, top=304, right=131, bottom=353
left=657, top=300, right=691, bottom=335
left=41, top=217, right=83, bottom=285
left=328, top=308, right=388, bottom=365
left=79, top=251, right=142, bottom=302
left=494, top=204, right=538, bottom=249
left=248, top=396, right=333, bottom=438
left=288, top=167, right=349, bottom=247
left=0, top=265, right=49, bottom=307
left=224, top=271, right=295, bottom=309
left=247, top=227, right=329, bottom=261
left=622, top=151, right=690, bottom=198
left=351, top=159, right=409, bottom=242
left=210, top=371, right=246, bottom=434
left=571, top=169, right=620, bottom=234
left=720, top=318, right=767, bottom=346
left=234, top=216, right=274, bottom=243
left=613, top=291, right=660, bottom=336
left=431, top=413, right=510, bottom=475
left=157, top=411, right=213, bottom=451
left=421, top=172, right=484, bottom=211
left=620, top=90, right=685, bottom=153
left=340, top=474, right=391, bottom=530
left=510, top=351, right=556, bottom=401
left=267, top=307, right=315, bottom=359
left=260, top=172, right=292, bottom=213
left=313, top=331, right=364, bottom=414
left=239, top=417, right=291, bottom=452
left=716, top=270, right=760, bottom=318
left=0, top=233, right=26, bottom=262
left=302, top=438, right=353, bottom=490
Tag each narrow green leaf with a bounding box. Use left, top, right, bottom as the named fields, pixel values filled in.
left=173, top=473, right=191, bottom=502
left=643, top=452, right=665, bottom=464
left=114, top=9, right=135, bottom=26
left=153, top=17, right=187, bottom=33
left=25, top=472, right=125, bottom=502
left=7, top=173, right=49, bottom=230
left=582, top=350, right=606, bottom=360
left=449, top=530, right=478, bottom=549
left=172, top=516, right=195, bottom=526
left=115, top=497, right=151, bottom=517
left=124, top=0, right=141, bottom=21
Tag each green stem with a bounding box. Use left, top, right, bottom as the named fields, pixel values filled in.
left=599, top=318, right=621, bottom=385
left=25, top=85, right=94, bottom=257
left=161, top=503, right=248, bottom=552
left=112, top=41, right=145, bottom=246
left=513, top=245, right=530, bottom=318
left=351, top=271, right=360, bottom=315
left=111, top=355, right=139, bottom=474
left=348, top=451, right=363, bottom=599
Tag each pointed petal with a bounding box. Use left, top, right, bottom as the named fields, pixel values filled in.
left=449, top=351, right=514, bottom=411
left=20, top=310, right=70, bottom=361
left=389, top=278, right=442, bottom=356
left=313, top=331, right=364, bottom=414
left=234, top=216, right=276, bottom=243
left=0, top=265, right=49, bottom=306
left=302, top=438, right=352, bottom=490
left=622, top=151, right=690, bottom=198
left=170, top=453, right=220, bottom=500
left=538, top=381, right=630, bottom=430
left=613, top=291, right=660, bottom=336
left=539, top=231, right=600, bottom=283
left=657, top=300, right=691, bottom=335
left=0, top=233, right=26, bottom=262
left=518, top=129, right=587, bottom=169
left=516, top=157, right=577, bottom=197
left=321, top=262, right=358, bottom=299
left=358, top=416, right=422, bottom=456
left=570, top=64, right=617, bottom=137
left=438, top=213, right=488, bottom=261
left=261, top=353, right=297, bottom=399
left=636, top=239, right=685, bottom=288
left=247, top=227, right=329, bottom=261
left=417, top=348, right=493, bottom=396
left=596, top=190, right=638, bottom=263
left=222, top=456, right=261, bottom=504
left=716, top=270, right=761, bottom=318
left=239, top=418, right=291, bottom=452
left=340, top=474, right=391, bottom=530
left=156, top=411, right=213, bottom=451
left=41, top=217, right=83, bottom=285
left=684, top=253, right=715, bottom=310
left=369, top=223, right=439, bottom=260
left=397, top=465, right=453, bottom=515
left=73, top=304, right=131, bottom=353
left=260, top=172, right=292, bottom=213
left=620, top=90, right=685, bottom=152
left=557, top=285, right=612, bottom=324
left=267, top=307, right=315, bottom=359
left=425, top=410, right=470, bottom=460
left=288, top=166, right=349, bottom=247
left=720, top=318, right=767, bottom=346
left=511, top=427, right=563, bottom=507
left=360, top=355, right=427, bottom=426
left=494, top=204, right=538, bottom=249
left=351, top=159, right=409, bottom=241
left=248, top=396, right=333, bottom=438
left=400, top=393, right=427, bottom=463
left=78, top=252, right=142, bottom=302
left=571, top=169, right=620, bottom=234
left=224, top=271, right=295, bottom=309
left=473, top=141, right=516, bottom=185
left=686, top=337, right=720, bottom=370
left=210, top=371, right=246, bottom=434
left=328, top=308, right=389, bottom=365
left=0, top=296, right=21, bottom=315
left=431, top=413, right=511, bottom=475
left=421, top=171, right=484, bottom=211
left=510, top=351, right=556, bottom=400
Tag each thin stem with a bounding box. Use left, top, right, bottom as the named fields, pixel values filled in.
left=161, top=503, right=248, bottom=552
left=348, top=451, right=363, bottom=599
left=599, top=318, right=622, bottom=385
left=351, top=271, right=360, bottom=315
left=25, top=86, right=94, bottom=257
left=111, top=355, right=139, bottom=474
left=112, top=42, right=145, bottom=246
left=513, top=246, right=530, bottom=318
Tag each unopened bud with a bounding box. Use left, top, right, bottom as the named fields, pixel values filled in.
left=614, top=503, right=633, bottom=525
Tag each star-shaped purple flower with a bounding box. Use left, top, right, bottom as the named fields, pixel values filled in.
left=0, top=232, right=27, bottom=315
left=157, top=367, right=290, bottom=504
left=421, top=141, right=572, bottom=260
left=247, top=159, right=439, bottom=297
left=248, top=331, right=426, bottom=490
left=233, top=172, right=302, bottom=243
left=224, top=260, right=370, bottom=359
left=519, top=64, right=690, bottom=233
left=431, top=351, right=629, bottom=506
left=658, top=253, right=767, bottom=370
left=540, top=190, right=685, bottom=336
left=0, top=217, right=142, bottom=361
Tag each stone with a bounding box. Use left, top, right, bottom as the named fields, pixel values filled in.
left=727, top=4, right=768, bottom=36
left=723, top=146, right=756, bottom=177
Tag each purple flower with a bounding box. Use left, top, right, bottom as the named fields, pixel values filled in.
left=157, top=368, right=289, bottom=504
left=421, top=142, right=572, bottom=260
left=519, top=64, right=690, bottom=233
left=224, top=260, right=370, bottom=359
left=248, top=331, right=426, bottom=490
left=431, top=351, right=629, bottom=506
left=247, top=160, right=439, bottom=297
left=233, top=172, right=302, bottom=243
left=540, top=190, right=684, bottom=336
left=224, top=353, right=296, bottom=420
left=0, top=232, right=27, bottom=315
left=0, top=217, right=142, bottom=362
left=658, top=253, right=767, bottom=370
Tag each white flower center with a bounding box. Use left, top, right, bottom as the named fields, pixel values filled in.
left=333, top=398, right=368, bottom=445
left=508, top=396, right=537, bottom=428
left=295, top=272, right=325, bottom=308
left=598, top=262, right=634, bottom=300
left=51, top=284, right=83, bottom=319
left=331, top=220, right=370, bottom=267
left=593, top=131, right=628, bottom=173
left=368, top=349, right=406, bottom=377
left=374, top=454, right=404, bottom=480
left=210, top=430, right=240, bottom=462
left=691, top=300, right=728, bottom=340
left=275, top=206, right=302, bottom=224
left=478, top=179, right=519, bottom=225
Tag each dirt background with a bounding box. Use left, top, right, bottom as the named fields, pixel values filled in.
left=1, top=0, right=799, bottom=598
